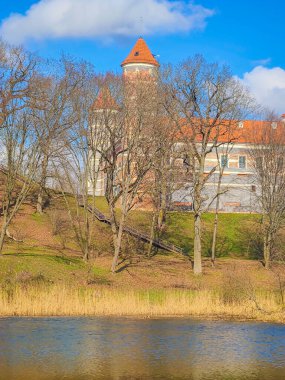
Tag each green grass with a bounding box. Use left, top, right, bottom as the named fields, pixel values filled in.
left=0, top=248, right=87, bottom=286
left=126, top=209, right=261, bottom=257
left=89, top=197, right=260, bottom=257
left=92, top=265, right=109, bottom=277
left=0, top=245, right=111, bottom=288
left=87, top=196, right=109, bottom=214
left=89, top=265, right=112, bottom=285
left=2, top=192, right=264, bottom=281
left=31, top=212, right=47, bottom=224
left=138, top=289, right=168, bottom=305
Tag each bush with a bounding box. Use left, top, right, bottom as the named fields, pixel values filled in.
left=202, top=227, right=233, bottom=258
left=48, top=209, right=70, bottom=248
left=237, top=220, right=263, bottom=259
left=221, top=266, right=250, bottom=305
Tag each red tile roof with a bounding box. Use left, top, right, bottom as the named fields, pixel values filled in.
left=176, top=119, right=285, bottom=144
left=121, top=37, right=159, bottom=67
left=92, top=88, right=119, bottom=110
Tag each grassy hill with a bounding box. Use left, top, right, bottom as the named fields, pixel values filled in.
left=2, top=193, right=262, bottom=257
left=0, top=193, right=284, bottom=321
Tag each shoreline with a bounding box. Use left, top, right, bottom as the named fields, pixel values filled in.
left=1, top=257, right=284, bottom=325
left=1, top=285, right=284, bottom=324
left=0, top=313, right=284, bottom=324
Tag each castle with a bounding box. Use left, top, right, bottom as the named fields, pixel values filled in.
left=90, top=37, right=285, bottom=213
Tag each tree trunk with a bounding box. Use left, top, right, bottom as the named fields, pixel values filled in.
left=37, top=154, right=48, bottom=214
left=83, top=243, right=89, bottom=262
left=193, top=163, right=204, bottom=275
left=36, top=187, right=44, bottom=214
left=109, top=199, right=123, bottom=273
left=148, top=210, right=158, bottom=257
left=211, top=211, right=218, bottom=266
left=262, top=213, right=273, bottom=270
left=158, top=208, right=166, bottom=231
left=83, top=210, right=90, bottom=262
left=109, top=201, right=118, bottom=266
left=111, top=220, right=124, bottom=273
left=193, top=212, right=202, bottom=275
left=111, top=213, right=126, bottom=273
left=264, top=232, right=272, bottom=269
left=111, top=182, right=130, bottom=273
left=211, top=191, right=221, bottom=265
left=157, top=176, right=167, bottom=230
left=0, top=214, right=8, bottom=254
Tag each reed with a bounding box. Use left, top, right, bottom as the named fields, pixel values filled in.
left=0, top=283, right=284, bottom=323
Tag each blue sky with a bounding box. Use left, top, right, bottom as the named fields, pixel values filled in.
left=0, top=0, right=284, bottom=112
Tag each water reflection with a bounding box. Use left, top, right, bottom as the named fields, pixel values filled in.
left=0, top=317, right=284, bottom=379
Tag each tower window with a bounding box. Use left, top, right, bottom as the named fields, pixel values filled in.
left=239, top=156, right=246, bottom=169
left=134, top=51, right=140, bottom=56
left=221, top=155, right=228, bottom=168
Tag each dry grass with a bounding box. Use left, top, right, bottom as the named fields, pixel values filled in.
left=0, top=283, right=284, bottom=323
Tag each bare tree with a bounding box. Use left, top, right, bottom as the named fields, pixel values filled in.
left=163, top=55, right=254, bottom=274
left=54, top=64, right=102, bottom=261
left=211, top=140, right=234, bottom=265
left=0, top=41, right=40, bottom=253
left=96, top=73, right=157, bottom=272
left=0, top=111, right=40, bottom=253
left=146, top=113, right=182, bottom=257
left=29, top=58, right=83, bottom=214
left=0, top=41, right=35, bottom=130
left=249, top=113, right=285, bottom=269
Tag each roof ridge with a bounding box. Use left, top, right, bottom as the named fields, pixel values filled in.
left=92, top=87, right=119, bottom=110
left=121, top=37, right=159, bottom=67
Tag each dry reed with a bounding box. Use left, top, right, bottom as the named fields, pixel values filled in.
left=0, top=284, right=284, bottom=323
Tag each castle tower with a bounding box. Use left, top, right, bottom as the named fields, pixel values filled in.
left=121, top=37, right=159, bottom=77
left=89, top=88, right=119, bottom=196
left=121, top=37, right=159, bottom=118
left=88, top=39, right=159, bottom=196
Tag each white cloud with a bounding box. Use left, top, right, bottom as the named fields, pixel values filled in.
left=251, top=57, right=271, bottom=66
left=0, top=0, right=214, bottom=44
left=240, top=66, right=285, bottom=114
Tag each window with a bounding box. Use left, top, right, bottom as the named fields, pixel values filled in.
left=134, top=51, right=140, bottom=56
left=271, top=122, right=277, bottom=129
left=239, top=156, right=246, bottom=169
left=251, top=185, right=256, bottom=192
left=238, top=121, right=244, bottom=128
left=221, top=155, right=228, bottom=168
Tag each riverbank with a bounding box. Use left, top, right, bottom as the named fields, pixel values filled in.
left=1, top=250, right=285, bottom=322
left=1, top=283, right=284, bottom=323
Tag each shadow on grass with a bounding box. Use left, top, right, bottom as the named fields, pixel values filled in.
left=115, top=256, right=147, bottom=274
left=115, top=264, right=132, bottom=273
left=87, top=277, right=112, bottom=286
left=4, top=252, right=83, bottom=266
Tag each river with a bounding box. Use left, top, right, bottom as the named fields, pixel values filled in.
left=0, top=317, right=284, bottom=379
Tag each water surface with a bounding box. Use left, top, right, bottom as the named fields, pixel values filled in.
left=0, top=317, right=284, bottom=380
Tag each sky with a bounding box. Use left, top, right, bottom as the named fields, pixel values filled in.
left=0, top=0, right=284, bottom=113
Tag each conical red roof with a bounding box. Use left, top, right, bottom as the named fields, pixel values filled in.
left=92, top=88, right=119, bottom=110
left=121, top=37, right=159, bottom=67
